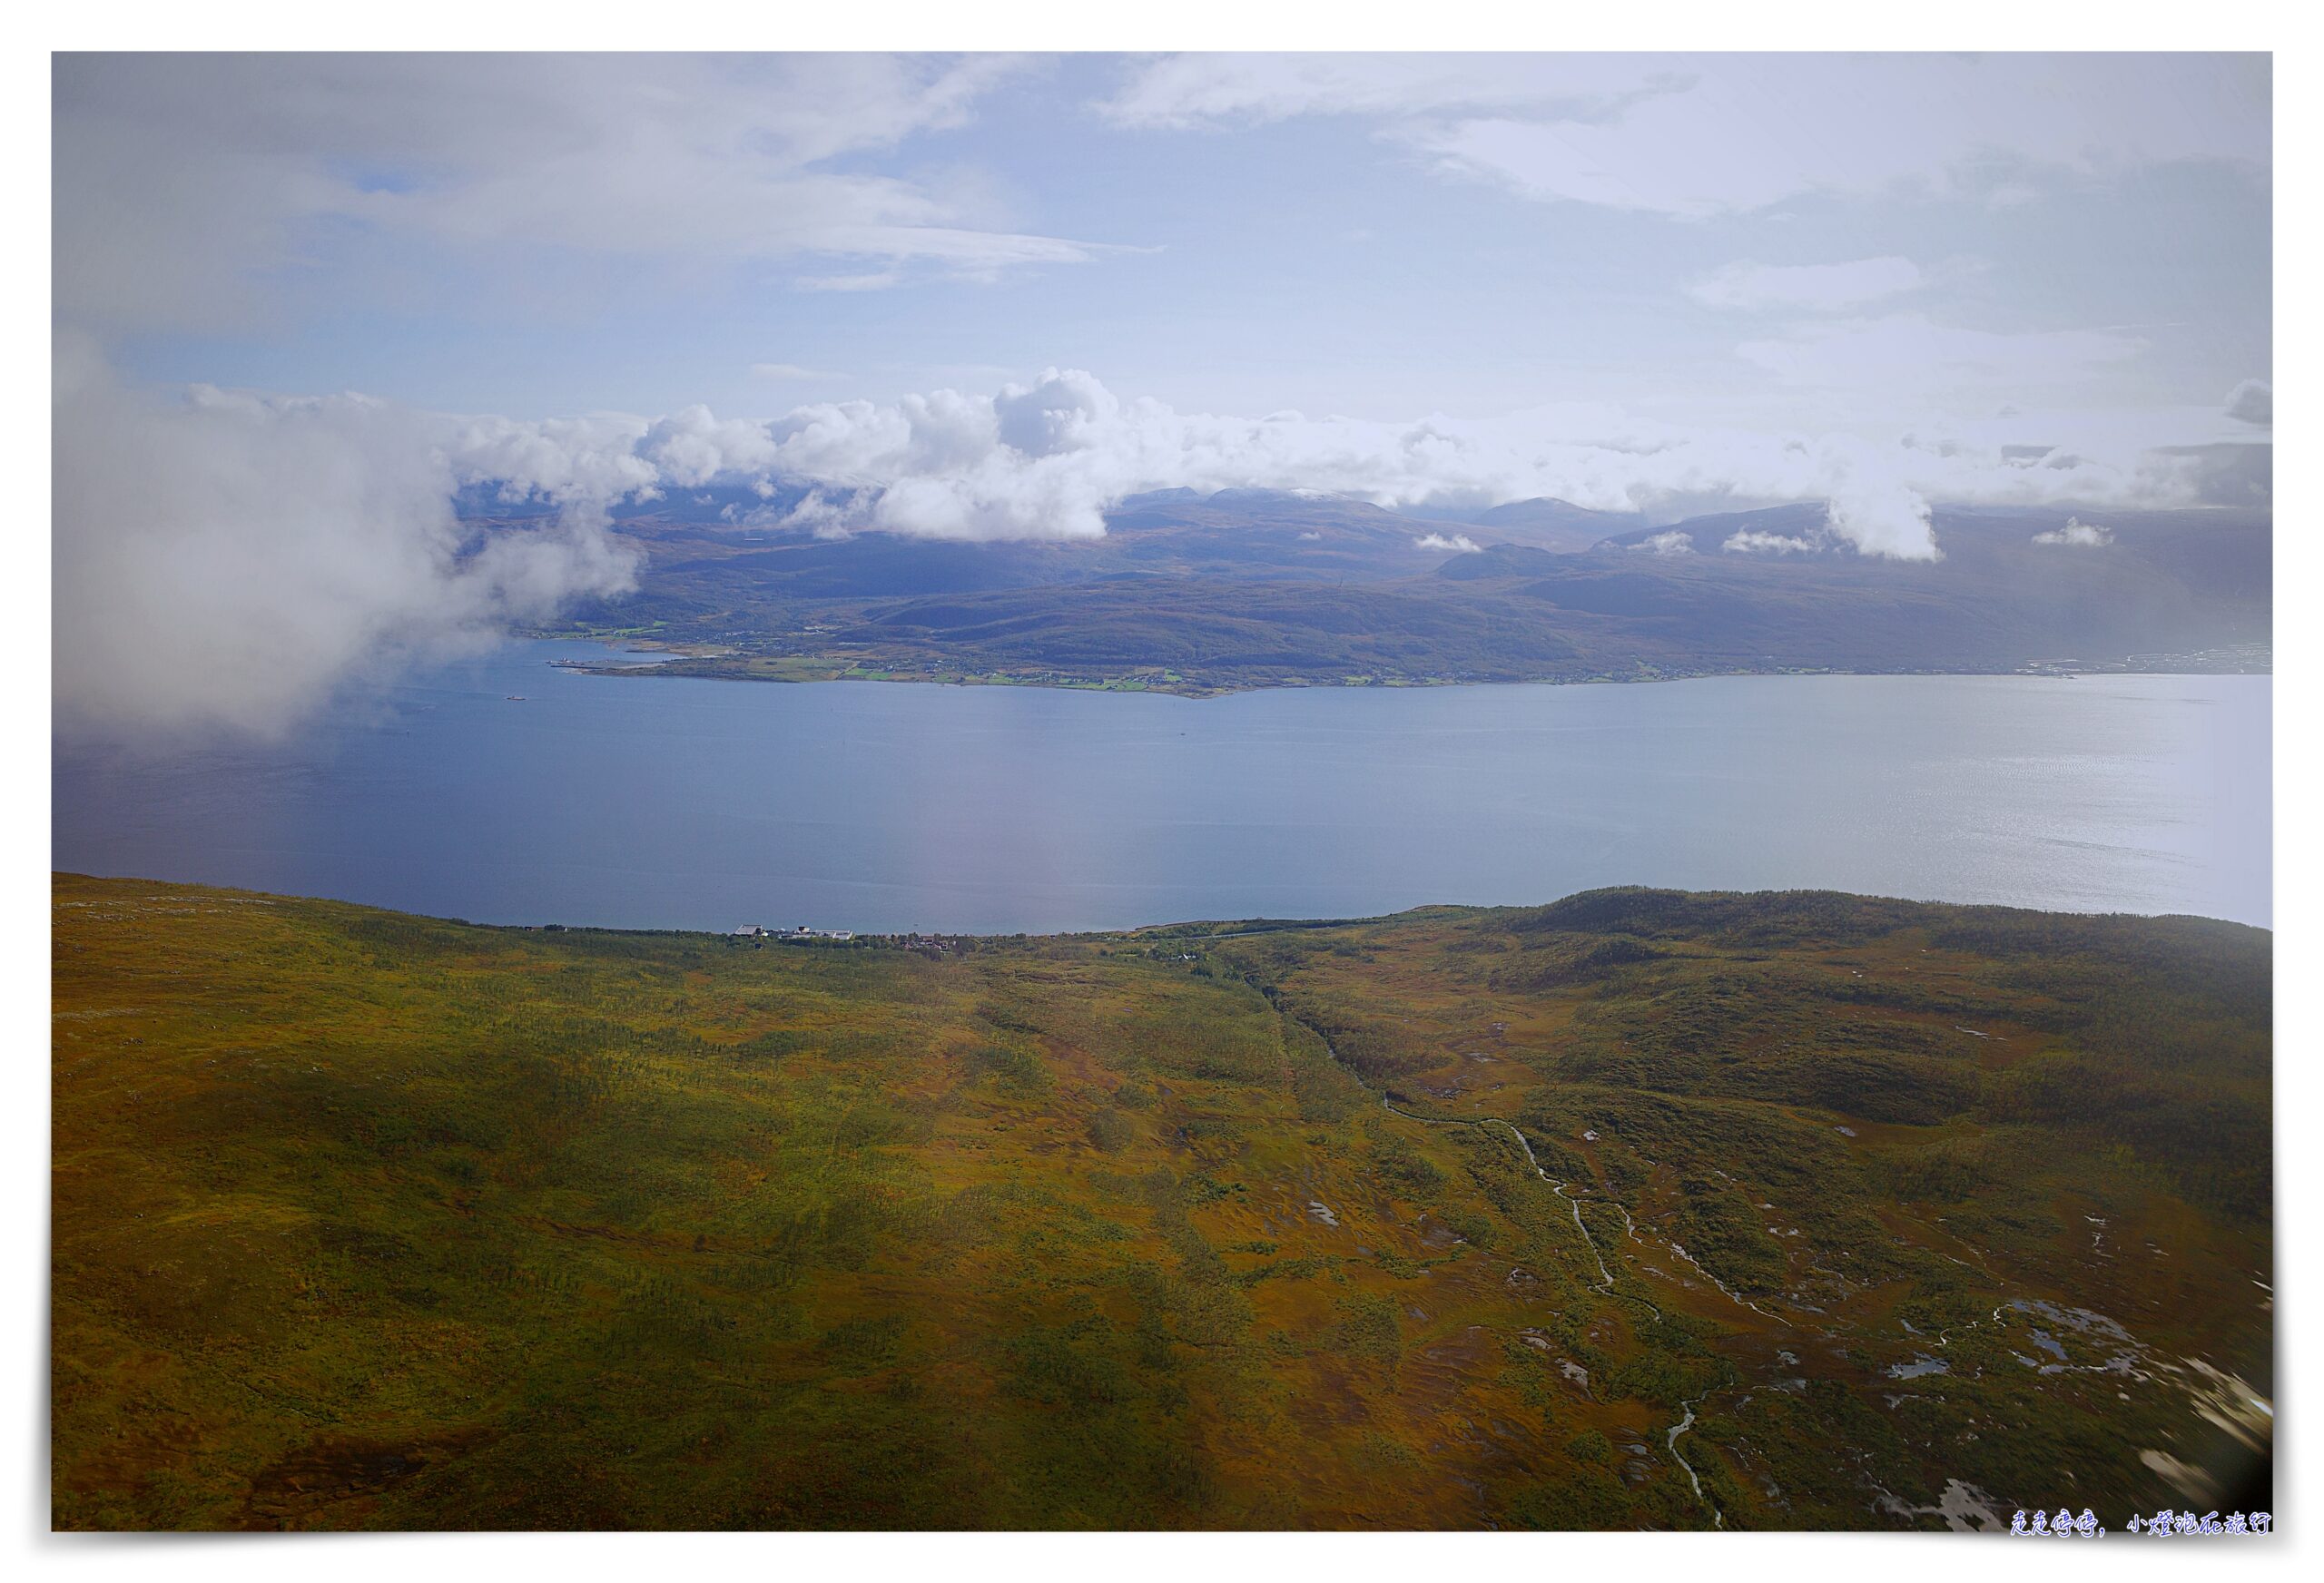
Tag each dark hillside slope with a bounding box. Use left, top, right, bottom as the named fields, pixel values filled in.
left=54, top=876, right=2270, bottom=1529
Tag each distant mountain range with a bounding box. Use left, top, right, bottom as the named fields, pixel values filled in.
left=520, top=488, right=2270, bottom=693
left=1405, top=495, right=1649, bottom=554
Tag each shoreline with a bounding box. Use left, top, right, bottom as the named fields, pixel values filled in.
left=542, top=638, right=2273, bottom=703
left=49, top=870, right=2273, bottom=944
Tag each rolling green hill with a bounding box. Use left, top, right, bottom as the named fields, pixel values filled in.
left=53, top=875, right=2271, bottom=1529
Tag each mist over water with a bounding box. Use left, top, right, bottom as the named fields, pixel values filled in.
left=53, top=642, right=2271, bottom=934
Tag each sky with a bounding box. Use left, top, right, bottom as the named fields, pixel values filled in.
left=52, top=52, right=2274, bottom=736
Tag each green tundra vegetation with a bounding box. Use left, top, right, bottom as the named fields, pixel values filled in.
left=52, top=874, right=2271, bottom=1530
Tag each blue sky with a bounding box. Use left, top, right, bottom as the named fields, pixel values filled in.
left=65, top=52, right=2269, bottom=430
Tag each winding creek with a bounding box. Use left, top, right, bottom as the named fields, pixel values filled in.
left=1236, top=960, right=1747, bottom=1527
left=1258, top=979, right=1732, bottom=1529
left=1381, top=1098, right=1623, bottom=1297
left=1246, top=966, right=1728, bottom=1523
left=1372, top=1091, right=1728, bottom=1526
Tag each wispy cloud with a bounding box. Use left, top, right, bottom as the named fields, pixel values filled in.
left=794, top=270, right=906, bottom=293
left=1736, top=315, right=2146, bottom=392
left=1097, top=54, right=1678, bottom=131
left=53, top=53, right=1108, bottom=335
left=1109, top=54, right=2270, bottom=218
left=1688, top=258, right=1925, bottom=312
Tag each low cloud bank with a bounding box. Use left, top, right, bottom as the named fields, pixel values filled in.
left=55, top=343, right=640, bottom=742
left=442, top=369, right=2254, bottom=565
left=56, top=358, right=2265, bottom=741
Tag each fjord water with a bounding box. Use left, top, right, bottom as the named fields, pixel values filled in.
left=54, top=642, right=2271, bottom=932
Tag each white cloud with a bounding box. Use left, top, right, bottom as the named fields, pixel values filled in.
left=416, top=369, right=2249, bottom=565
left=1098, top=54, right=1675, bottom=131
left=1414, top=532, right=1482, bottom=554
left=1723, top=530, right=1817, bottom=555
left=1632, top=530, right=1695, bottom=556
left=54, top=340, right=638, bottom=742
left=776, top=491, right=859, bottom=541
left=795, top=270, right=908, bottom=293
left=1827, top=481, right=1935, bottom=560
left=1109, top=54, right=2269, bottom=218
left=2225, top=379, right=2272, bottom=426
left=1689, top=257, right=1925, bottom=312
left=2032, top=517, right=2114, bottom=546
left=1736, top=314, right=2145, bottom=392
left=441, top=410, right=665, bottom=506
left=53, top=54, right=1102, bottom=334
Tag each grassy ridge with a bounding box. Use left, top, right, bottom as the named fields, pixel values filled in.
left=52, top=877, right=2270, bottom=1529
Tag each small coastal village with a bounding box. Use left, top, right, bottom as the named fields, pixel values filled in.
left=725, top=922, right=961, bottom=955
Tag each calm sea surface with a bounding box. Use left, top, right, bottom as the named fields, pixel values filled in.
left=53, top=643, right=2272, bottom=932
